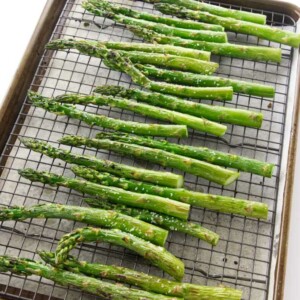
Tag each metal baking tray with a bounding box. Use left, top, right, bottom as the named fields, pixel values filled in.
left=0, top=0, right=299, bottom=299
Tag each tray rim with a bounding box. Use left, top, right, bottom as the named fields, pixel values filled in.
left=0, top=0, right=299, bottom=299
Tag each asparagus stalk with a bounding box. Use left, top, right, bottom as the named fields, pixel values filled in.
left=46, top=39, right=219, bottom=75
left=95, top=133, right=274, bottom=177
left=137, top=64, right=275, bottom=98
left=0, top=256, right=177, bottom=300
left=19, top=137, right=183, bottom=188
left=60, top=135, right=240, bottom=186
left=129, top=26, right=282, bottom=62
left=54, top=93, right=227, bottom=137
left=18, top=168, right=190, bottom=220
left=84, top=0, right=224, bottom=31
left=28, top=91, right=188, bottom=138
left=0, top=203, right=168, bottom=246
left=83, top=1, right=227, bottom=43
left=94, top=85, right=264, bottom=128
left=156, top=3, right=300, bottom=48
left=40, top=251, right=243, bottom=300
left=145, top=0, right=266, bottom=24
left=71, top=166, right=268, bottom=219
left=99, top=41, right=211, bottom=60
left=83, top=196, right=219, bottom=245
left=54, top=227, right=185, bottom=280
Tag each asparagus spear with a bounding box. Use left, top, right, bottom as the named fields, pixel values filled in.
left=144, top=0, right=266, bottom=24
left=83, top=196, right=219, bottom=245
left=0, top=203, right=168, bottom=246
left=0, top=256, right=178, bottom=300
left=83, top=1, right=228, bottom=43
left=71, top=166, right=268, bottom=219
left=129, top=26, right=282, bottom=62
left=137, top=64, right=275, bottom=98
left=54, top=227, right=185, bottom=280
left=46, top=39, right=219, bottom=75
left=40, top=251, right=243, bottom=300
left=19, top=137, right=184, bottom=188
left=84, top=0, right=224, bottom=31
left=156, top=3, right=300, bottom=48
left=18, top=168, right=190, bottom=220
left=99, top=41, right=211, bottom=60
left=95, top=133, right=274, bottom=177
left=28, top=91, right=188, bottom=138
left=54, top=93, right=227, bottom=137
left=94, top=85, right=264, bottom=128
left=60, top=135, right=240, bottom=186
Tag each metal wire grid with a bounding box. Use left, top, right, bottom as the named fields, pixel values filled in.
left=0, top=0, right=297, bottom=299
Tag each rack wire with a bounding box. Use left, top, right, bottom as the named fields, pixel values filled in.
left=0, top=0, right=298, bottom=299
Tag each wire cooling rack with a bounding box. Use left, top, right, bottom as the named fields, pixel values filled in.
left=0, top=0, right=299, bottom=299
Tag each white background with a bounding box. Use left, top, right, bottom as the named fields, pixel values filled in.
left=0, top=1, right=299, bottom=299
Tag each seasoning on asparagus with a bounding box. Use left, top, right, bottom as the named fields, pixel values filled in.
left=46, top=39, right=219, bottom=75
left=110, top=51, right=233, bottom=100
left=143, top=0, right=266, bottom=24
left=40, top=251, right=243, bottom=300
left=19, top=137, right=183, bottom=188
left=84, top=0, right=224, bottom=31
left=83, top=196, right=219, bottom=245
left=129, top=26, right=282, bottom=63
left=137, top=64, right=275, bottom=98
left=83, top=1, right=228, bottom=43
left=54, top=93, right=227, bottom=137
left=71, top=166, right=268, bottom=219
left=155, top=3, right=300, bottom=48
left=54, top=227, right=185, bottom=280
left=18, top=168, right=190, bottom=220
left=95, top=133, right=274, bottom=177
left=47, top=39, right=233, bottom=101
left=60, top=135, right=240, bottom=186
left=0, top=203, right=168, bottom=246
left=94, top=85, right=264, bottom=128
left=0, top=256, right=178, bottom=300
left=28, top=91, right=188, bottom=138
left=98, top=41, right=211, bottom=60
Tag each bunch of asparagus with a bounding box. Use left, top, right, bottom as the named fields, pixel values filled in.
left=0, top=254, right=242, bottom=299
left=82, top=0, right=289, bottom=62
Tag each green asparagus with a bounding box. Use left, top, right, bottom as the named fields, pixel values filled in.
left=19, top=137, right=184, bottom=188
left=71, top=166, right=268, bottom=219
left=84, top=0, right=224, bottom=31
left=129, top=26, right=282, bottom=62
left=60, top=135, right=240, bottom=186
left=19, top=168, right=190, bottom=220
left=137, top=64, right=275, bottom=98
left=147, top=0, right=266, bottom=24
left=95, top=133, right=274, bottom=177
left=28, top=91, right=188, bottom=138
left=46, top=39, right=219, bottom=75
left=99, top=41, right=211, bottom=60
left=55, top=227, right=185, bottom=280
left=156, top=3, right=300, bottom=48
left=54, top=93, right=227, bottom=136
left=0, top=256, right=178, bottom=300
left=94, top=85, right=264, bottom=128
left=40, top=251, right=243, bottom=300
left=83, top=1, right=228, bottom=43
left=83, top=196, right=219, bottom=245
left=107, top=50, right=233, bottom=100
left=0, top=203, right=168, bottom=246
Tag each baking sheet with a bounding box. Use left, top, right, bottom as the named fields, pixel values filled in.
left=0, top=0, right=299, bottom=299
